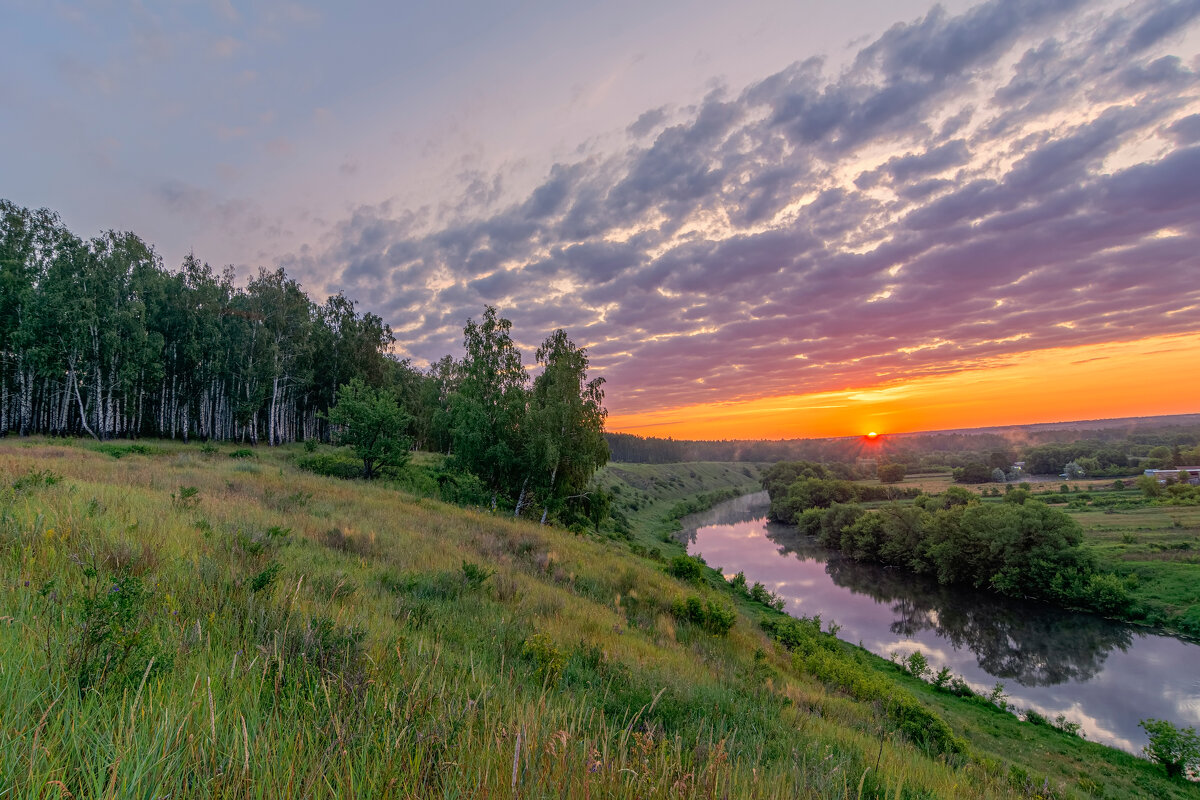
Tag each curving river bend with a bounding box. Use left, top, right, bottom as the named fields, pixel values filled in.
left=677, top=492, right=1200, bottom=754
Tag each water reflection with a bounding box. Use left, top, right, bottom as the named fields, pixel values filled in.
left=768, top=525, right=1133, bottom=686
left=678, top=492, right=1200, bottom=751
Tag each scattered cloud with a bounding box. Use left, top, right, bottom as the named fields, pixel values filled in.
left=288, top=0, right=1200, bottom=418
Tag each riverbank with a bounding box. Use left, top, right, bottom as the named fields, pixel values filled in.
left=679, top=491, right=1200, bottom=759
left=773, top=468, right=1200, bottom=640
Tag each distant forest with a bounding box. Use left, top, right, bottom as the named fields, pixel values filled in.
left=607, top=419, right=1200, bottom=477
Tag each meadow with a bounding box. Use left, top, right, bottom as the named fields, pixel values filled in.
left=0, top=438, right=1195, bottom=798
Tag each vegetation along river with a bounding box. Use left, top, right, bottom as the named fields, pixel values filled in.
left=678, top=491, right=1200, bottom=754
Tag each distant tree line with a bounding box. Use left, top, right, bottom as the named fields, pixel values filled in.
left=604, top=432, right=871, bottom=464
left=610, top=426, right=1200, bottom=484
left=1, top=200, right=609, bottom=523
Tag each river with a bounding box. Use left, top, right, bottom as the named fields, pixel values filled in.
left=677, top=492, right=1200, bottom=753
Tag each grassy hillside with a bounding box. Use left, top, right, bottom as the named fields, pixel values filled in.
left=0, top=438, right=1194, bottom=798
left=595, top=461, right=765, bottom=549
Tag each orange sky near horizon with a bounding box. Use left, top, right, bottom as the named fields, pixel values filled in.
left=606, top=332, right=1200, bottom=440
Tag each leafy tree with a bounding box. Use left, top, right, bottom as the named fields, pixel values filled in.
left=450, top=307, right=528, bottom=501
left=1136, top=475, right=1165, bottom=499
left=326, top=378, right=412, bottom=479
left=523, top=328, right=609, bottom=523
left=990, top=467, right=1007, bottom=483
left=988, top=450, right=1014, bottom=470
left=1063, top=461, right=1086, bottom=479
left=877, top=462, right=906, bottom=483
left=1139, top=718, right=1200, bottom=779
left=952, top=462, right=992, bottom=484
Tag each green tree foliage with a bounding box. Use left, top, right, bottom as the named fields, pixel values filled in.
left=772, top=477, right=1129, bottom=613
left=763, top=461, right=919, bottom=524
left=524, top=329, right=609, bottom=522
left=325, top=378, right=412, bottom=479
left=450, top=306, right=528, bottom=499
left=1139, top=719, right=1200, bottom=779
left=952, top=461, right=992, bottom=484
left=0, top=201, right=398, bottom=443
left=877, top=462, right=906, bottom=483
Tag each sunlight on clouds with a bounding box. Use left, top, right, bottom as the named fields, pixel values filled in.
left=608, top=333, right=1200, bottom=439
left=896, top=339, right=950, bottom=355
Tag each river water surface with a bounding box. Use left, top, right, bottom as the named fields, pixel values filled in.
left=678, top=492, right=1200, bottom=753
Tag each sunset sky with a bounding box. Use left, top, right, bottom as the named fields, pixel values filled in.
left=4, top=0, right=1200, bottom=438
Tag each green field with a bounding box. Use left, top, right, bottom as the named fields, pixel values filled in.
left=0, top=438, right=1195, bottom=798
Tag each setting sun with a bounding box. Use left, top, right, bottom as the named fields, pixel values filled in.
left=866, top=432, right=878, bottom=439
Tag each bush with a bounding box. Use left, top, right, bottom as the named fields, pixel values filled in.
left=748, top=581, right=786, bottom=611
left=1139, top=718, right=1200, bottom=779
left=435, top=469, right=491, bottom=506
left=91, top=443, right=160, bottom=459
left=12, top=469, right=62, bottom=491
left=522, top=633, right=567, bottom=683
left=667, top=554, right=705, bottom=583
left=460, top=561, right=494, bottom=590
left=171, top=486, right=200, bottom=510
left=671, top=595, right=736, bottom=636
left=297, top=452, right=362, bottom=480
left=68, top=571, right=172, bottom=695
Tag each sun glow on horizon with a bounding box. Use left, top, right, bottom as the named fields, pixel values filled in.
left=606, top=332, right=1200, bottom=440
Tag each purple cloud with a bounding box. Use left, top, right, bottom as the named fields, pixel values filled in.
left=291, top=0, right=1200, bottom=416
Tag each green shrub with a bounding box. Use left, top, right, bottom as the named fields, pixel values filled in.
left=296, top=452, right=362, bottom=480
left=1139, top=718, right=1200, bottom=779
left=171, top=485, right=200, bottom=510
left=92, top=443, right=160, bottom=459
left=460, top=561, right=495, bottom=590
left=522, top=633, right=567, bottom=683
left=68, top=571, right=172, bottom=695
left=12, top=469, right=62, bottom=491
left=667, top=554, right=705, bottom=582
left=671, top=595, right=736, bottom=636
left=748, top=581, right=786, bottom=611
left=249, top=562, right=283, bottom=594
left=435, top=470, right=491, bottom=506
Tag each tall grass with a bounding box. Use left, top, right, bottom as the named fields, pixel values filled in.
left=0, top=439, right=1191, bottom=798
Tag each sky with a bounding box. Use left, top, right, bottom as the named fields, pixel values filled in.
left=4, top=0, right=1200, bottom=439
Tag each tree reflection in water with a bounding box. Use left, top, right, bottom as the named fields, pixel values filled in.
left=766, top=525, right=1133, bottom=687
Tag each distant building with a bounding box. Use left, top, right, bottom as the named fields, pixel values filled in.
left=1143, top=467, right=1200, bottom=485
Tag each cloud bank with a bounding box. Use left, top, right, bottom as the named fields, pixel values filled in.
left=287, top=0, right=1200, bottom=418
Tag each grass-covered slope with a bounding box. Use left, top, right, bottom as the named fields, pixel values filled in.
left=595, top=461, right=765, bottom=548
left=0, top=439, right=1194, bottom=798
